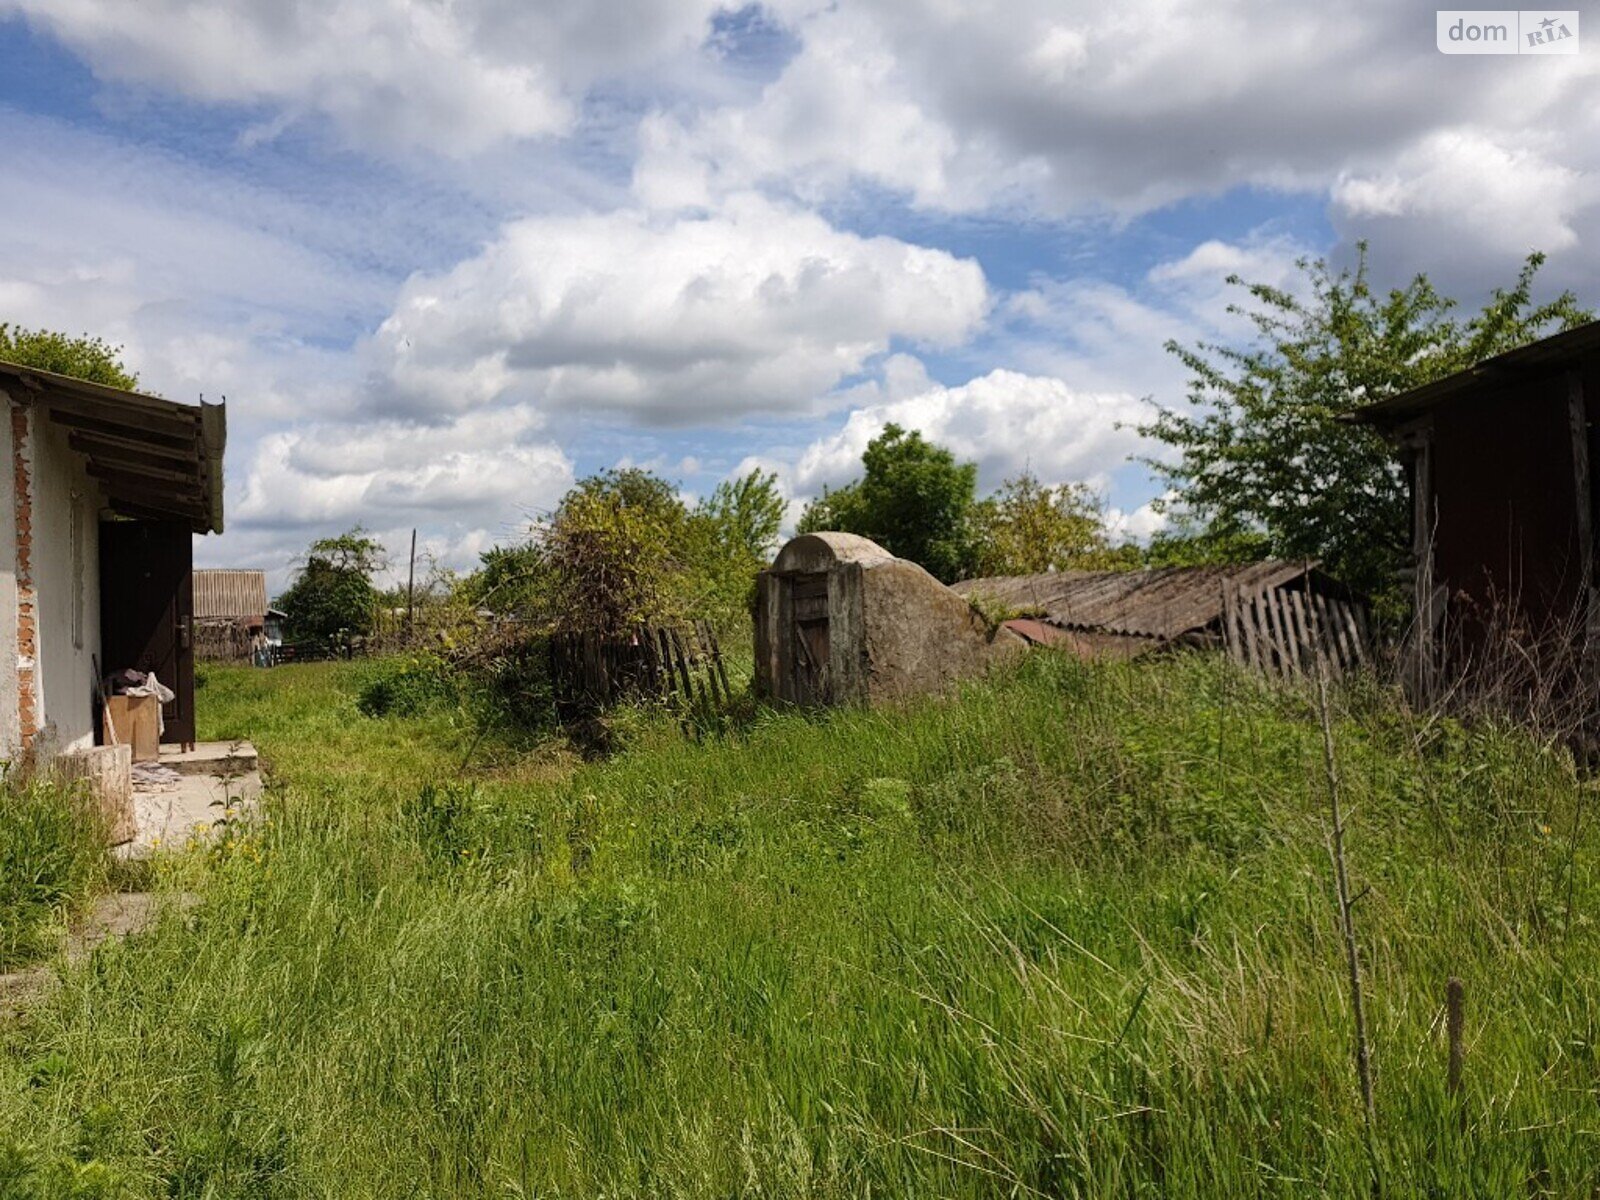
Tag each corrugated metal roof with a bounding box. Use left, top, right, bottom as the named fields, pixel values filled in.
left=955, top=561, right=1314, bottom=641
left=194, top=569, right=268, bottom=621
left=1354, top=318, right=1600, bottom=428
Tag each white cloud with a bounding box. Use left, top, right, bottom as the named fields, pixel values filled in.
left=785, top=368, right=1149, bottom=498
left=636, top=0, right=1600, bottom=291
left=638, top=1, right=1406, bottom=214
left=635, top=7, right=972, bottom=210
left=4, top=0, right=727, bottom=155
left=1106, top=499, right=1168, bottom=543
left=367, top=193, right=990, bottom=422
left=231, top=406, right=573, bottom=531
left=997, top=231, right=1316, bottom=405
left=1329, top=127, right=1600, bottom=289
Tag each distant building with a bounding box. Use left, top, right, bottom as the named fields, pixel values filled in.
left=194, top=569, right=284, bottom=662
left=1355, top=319, right=1600, bottom=697
left=0, top=359, right=225, bottom=762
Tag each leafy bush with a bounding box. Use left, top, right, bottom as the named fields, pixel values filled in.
left=0, top=779, right=108, bottom=969
left=0, top=323, right=139, bottom=390
left=465, top=635, right=556, bottom=733
left=355, top=654, right=459, bottom=718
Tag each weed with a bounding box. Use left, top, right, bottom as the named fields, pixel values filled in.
left=0, top=655, right=1596, bottom=1196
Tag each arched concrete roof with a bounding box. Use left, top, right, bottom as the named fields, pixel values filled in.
left=772, top=531, right=896, bottom=573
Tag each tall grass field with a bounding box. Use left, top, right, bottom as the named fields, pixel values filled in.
left=2, top=652, right=1597, bottom=1197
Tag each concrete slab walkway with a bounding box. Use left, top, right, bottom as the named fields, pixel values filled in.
left=2, top=742, right=257, bottom=1016
left=0, top=891, right=199, bottom=1017
left=119, top=741, right=262, bottom=859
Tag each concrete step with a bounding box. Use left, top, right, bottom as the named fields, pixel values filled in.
left=158, top=741, right=259, bottom=777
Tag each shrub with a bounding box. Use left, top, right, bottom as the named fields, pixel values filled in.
left=355, top=655, right=459, bottom=719
left=0, top=778, right=108, bottom=969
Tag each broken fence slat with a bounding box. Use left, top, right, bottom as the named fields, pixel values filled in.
left=1328, top=593, right=1360, bottom=673
left=670, top=627, right=698, bottom=706
left=708, top=624, right=731, bottom=701
left=1286, top=588, right=1312, bottom=678
left=1257, top=588, right=1286, bottom=680
left=1308, top=590, right=1337, bottom=673
left=1272, top=587, right=1302, bottom=680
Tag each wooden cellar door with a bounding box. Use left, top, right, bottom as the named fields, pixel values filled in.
left=790, top=571, right=831, bottom=705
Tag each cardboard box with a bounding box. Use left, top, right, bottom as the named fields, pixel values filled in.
left=103, top=693, right=161, bottom=762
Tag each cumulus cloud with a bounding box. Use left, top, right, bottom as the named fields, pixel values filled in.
left=231, top=406, right=573, bottom=531
left=3, top=0, right=726, bottom=155
left=782, top=368, right=1148, bottom=497
left=997, top=232, right=1316, bottom=405
left=636, top=0, right=1600, bottom=294
left=1330, top=126, right=1600, bottom=289
left=367, top=193, right=989, bottom=422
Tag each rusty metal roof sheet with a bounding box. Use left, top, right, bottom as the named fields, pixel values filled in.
left=194, top=569, right=269, bottom=621
left=955, top=561, right=1316, bottom=641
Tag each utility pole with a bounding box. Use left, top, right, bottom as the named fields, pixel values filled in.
left=406, top=528, right=417, bottom=639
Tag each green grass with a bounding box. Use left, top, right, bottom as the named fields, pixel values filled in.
left=0, top=778, right=108, bottom=971
left=2, top=653, right=1598, bottom=1197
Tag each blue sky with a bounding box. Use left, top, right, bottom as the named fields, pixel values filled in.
left=0, top=1, right=1593, bottom=588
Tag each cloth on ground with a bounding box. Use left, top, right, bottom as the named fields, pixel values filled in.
left=130, top=762, right=183, bottom=789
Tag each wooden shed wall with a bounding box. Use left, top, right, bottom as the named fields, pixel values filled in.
left=1428, top=362, right=1595, bottom=645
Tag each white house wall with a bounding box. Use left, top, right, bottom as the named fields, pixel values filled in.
left=0, top=394, right=17, bottom=762
left=31, top=410, right=102, bottom=756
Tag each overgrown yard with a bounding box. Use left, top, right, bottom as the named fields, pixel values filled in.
left=3, top=653, right=1598, bottom=1196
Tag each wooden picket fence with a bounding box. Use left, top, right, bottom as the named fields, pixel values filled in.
left=548, top=620, right=732, bottom=713
left=1221, top=580, right=1372, bottom=682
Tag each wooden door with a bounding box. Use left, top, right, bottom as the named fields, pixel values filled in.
left=790, top=572, right=831, bottom=705
left=99, top=520, right=195, bottom=745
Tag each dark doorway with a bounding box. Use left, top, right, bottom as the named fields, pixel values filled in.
left=789, top=571, right=831, bottom=705
left=99, top=519, right=196, bottom=746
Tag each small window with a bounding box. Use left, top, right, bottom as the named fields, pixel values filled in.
left=70, top=492, right=85, bottom=649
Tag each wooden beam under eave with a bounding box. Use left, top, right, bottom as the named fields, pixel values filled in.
left=86, top=457, right=206, bottom=491
left=47, top=405, right=200, bottom=453
left=95, top=470, right=206, bottom=506
left=95, top=481, right=208, bottom=515
left=68, top=429, right=200, bottom=473
left=200, top=399, right=225, bottom=535
left=41, top=389, right=201, bottom=437
left=107, top=498, right=209, bottom=527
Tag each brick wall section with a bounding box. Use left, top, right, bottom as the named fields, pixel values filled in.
left=11, top=402, right=36, bottom=754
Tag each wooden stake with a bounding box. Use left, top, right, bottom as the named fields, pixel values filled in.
left=1446, top=976, right=1465, bottom=1099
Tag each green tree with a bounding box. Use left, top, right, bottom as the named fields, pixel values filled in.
left=1140, top=515, right=1272, bottom=570
left=278, top=529, right=385, bottom=646
left=696, top=469, right=785, bottom=563
left=798, top=424, right=979, bottom=582
left=685, top=469, right=787, bottom=624
left=1139, top=247, right=1590, bottom=601
left=0, top=324, right=140, bottom=390
left=538, top=469, right=688, bottom=637
left=970, top=472, right=1123, bottom=576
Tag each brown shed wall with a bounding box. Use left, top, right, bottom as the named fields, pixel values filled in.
left=1429, top=370, right=1586, bottom=641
